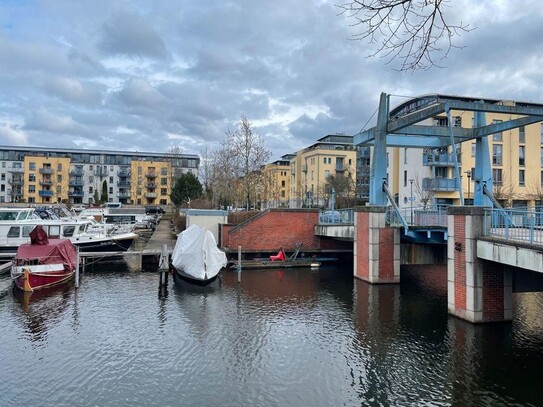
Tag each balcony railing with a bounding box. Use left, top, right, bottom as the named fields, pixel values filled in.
left=146, top=183, right=157, bottom=189
left=145, top=192, right=157, bottom=198
left=39, top=168, right=54, bottom=175
left=146, top=173, right=157, bottom=178
left=423, top=152, right=461, bottom=166
left=39, top=180, right=53, bottom=186
left=422, top=177, right=458, bottom=192
left=118, top=192, right=130, bottom=199
left=335, top=164, right=345, bottom=172
left=8, top=179, right=23, bottom=185
left=69, top=168, right=84, bottom=176
left=39, top=190, right=54, bottom=197
left=118, top=170, right=131, bottom=177
left=68, top=190, right=84, bottom=197
left=117, top=181, right=130, bottom=187
left=8, top=166, right=24, bottom=173
left=69, top=179, right=84, bottom=186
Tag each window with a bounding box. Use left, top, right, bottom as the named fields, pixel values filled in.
left=492, top=144, right=503, bottom=165
left=29, top=162, right=36, bottom=170
left=89, top=176, right=94, bottom=183
left=28, top=174, right=35, bottom=182
left=493, top=169, right=503, bottom=185
left=161, top=167, right=168, bottom=176
left=327, top=158, right=331, bottom=164
left=519, top=170, right=525, bottom=186
left=471, top=143, right=476, bottom=157
left=492, top=120, right=503, bottom=141
left=323, top=157, right=327, bottom=164
left=63, top=226, right=76, bottom=237
left=281, top=190, right=285, bottom=197
left=324, top=170, right=330, bottom=179
left=57, top=163, right=62, bottom=171
left=404, top=148, right=408, bottom=164
left=48, top=225, right=60, bottom=238
left=404, top=170, right=407, bottom=187
left=22, top=226, right=33, bottom=237
left=311, top=171, right=314, bottom=181
left=160, top=178, right=167, bottom=185
left=519, top=126, right=525, bottom=143
left=57, top=175, right=62, bottom=182
left=110, top=177, right=113, bottom=183
left=281, top=180, right=286, bottom=187
left=28, top=185, right=35, bottom=193
left=519, top=146, right=525, bottom=166
left=7, top=226, right=20, bottom=238
left=161, top=188, right=167, bottom=195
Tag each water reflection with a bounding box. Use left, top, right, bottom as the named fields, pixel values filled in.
left=11, top=282, right=74, bottom=343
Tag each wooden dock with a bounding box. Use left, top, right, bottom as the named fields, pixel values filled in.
left=0, top=219, right=178, bottom=272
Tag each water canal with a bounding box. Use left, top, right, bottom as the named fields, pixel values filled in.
left=1, top=262, right=543, bottom=406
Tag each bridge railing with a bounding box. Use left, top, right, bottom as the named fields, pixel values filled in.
left=483, top=207, right=543, bottom=244
left=386, top=205, right=449, bottom=228
left=318, top=208, right=354, bottom=224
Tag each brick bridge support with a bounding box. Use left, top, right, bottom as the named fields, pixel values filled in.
left=448, top=206, right=512, bottom=323
left=354, top=206, right=400, bottom=284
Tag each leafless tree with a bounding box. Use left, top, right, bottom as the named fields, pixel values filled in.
left=199, top=146, right=213, bottom=200
left=526, top=177, right=543, bottom=206
left=492, top=175, right=517, bottom=208
left=226, top=115, right=271, bottom=210
left=324, top=169, right=356, bottom=208
left=412, top=173, right=437, bottom=209
left=336, top=0, right=474, bottom=71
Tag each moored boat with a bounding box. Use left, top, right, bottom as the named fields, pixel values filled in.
left=11, top=225, right=77, bottom=292
left=171, top=225, right=227, bottom=284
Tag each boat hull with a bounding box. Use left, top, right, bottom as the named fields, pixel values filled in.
left=12, top=265, right=75, bottom=292
left=173, top=267, right=220, bottom=286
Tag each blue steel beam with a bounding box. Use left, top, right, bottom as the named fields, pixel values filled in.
left=473, top=110, right=493, bottom=207
left=369, top=93, right=389, bottom=205
left=446, top=100, right=543, bottom=116
left=353, top=128, right=375, bottom=145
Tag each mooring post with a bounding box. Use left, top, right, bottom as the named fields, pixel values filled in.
left=75, top=246, right=80, bottom=288
left=237, top=245, right=242, bottom=283
left=159, top=244, right=169, bottom=287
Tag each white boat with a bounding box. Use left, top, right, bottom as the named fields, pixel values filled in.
left=0, top=207, right=138, bottom=254
left=171, top=225, right=227, bottom=284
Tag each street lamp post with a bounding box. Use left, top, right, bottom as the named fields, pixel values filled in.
left=465, top=170, right=472, bottom=205
left=409, top=178, right=414, bottom=224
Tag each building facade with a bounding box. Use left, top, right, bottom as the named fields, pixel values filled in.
left=0, top=146, right=199, bottom=205
left=260, top=155, right=292, bottom=209
left=289, top=134, right=357, bottom=208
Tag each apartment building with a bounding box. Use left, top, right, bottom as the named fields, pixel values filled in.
left=289, top=134, right=356, bottom=208
left=380, top=100, right=543, bottom=209
left=0, top=146, right=199, bottom=205
left=260, top=155, right=293, bottom=209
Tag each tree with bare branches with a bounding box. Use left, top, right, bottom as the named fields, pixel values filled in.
left=336, top=0, right=474, bottom=71
left=492, top=175, right=517, bottom=208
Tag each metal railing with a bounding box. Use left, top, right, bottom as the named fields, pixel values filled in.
left=386, top=205, right=449, bottom=228
left=483, top=208, right=543, bottom=244
left=318, top=208, right=354, bottom=224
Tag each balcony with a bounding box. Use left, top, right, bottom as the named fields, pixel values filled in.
left=118, top=170, right=131, bottom=177
left=39, top=180, right=53, bottom=186
left=145, top=192, right=157, bottom=198
left=69, top=179, right=84, bottom=186
left=39, top=167, right=54, bottom=175
left=39, top=190, right=54, bottom=197
left=8, top=178, right=23, bottom=185
left=301, top=165, right=307, bottom=172
left=146, top=183, right=157, bottom=189
left=8, top=166, right=24, bottom=173
left=423, top=152, right=461, bottom=167
left=146, top=172, right=157, bottom=178
left=8, top=189, right=23, bottom=196
left=68, top=190, right=84, bottom=197
left=118, top=192, right=130, bottom=199
left=335, top=164, right=345, bottom=172
left=69, top=168, right=84, bottom=176
left=422, top=177, right=458, bottom=192
left=117, top=181, right=131, bottom=188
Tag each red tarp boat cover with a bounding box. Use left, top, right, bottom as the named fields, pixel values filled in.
left=16, top=226, right=77, bottom=272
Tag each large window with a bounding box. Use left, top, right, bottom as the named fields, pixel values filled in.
left=519, top=169, right=525, bottom=186
left=519, top=126, right=525, bottom=143
left=492, top=144, right=503, bottom=165
left=519, top=146, right=525, bottom=166
left=493, top=168, right=503, bottom=185
left=492, top=119, right=503, bottom=141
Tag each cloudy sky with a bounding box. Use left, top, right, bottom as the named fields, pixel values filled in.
left=1, top=0, right=543, bottom=161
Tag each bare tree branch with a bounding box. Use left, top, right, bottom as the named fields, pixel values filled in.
left=336, top=0, right=475, bottom=71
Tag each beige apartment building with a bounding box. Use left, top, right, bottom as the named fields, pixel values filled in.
left=130, top=160, right=172, bottom=205
left=289, top=134, right=356, bottom=208
left=22, top=156, right=71, bottom=204
left=260, top=156, right=292, bottom=209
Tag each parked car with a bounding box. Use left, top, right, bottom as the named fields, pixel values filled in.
left=319, top=210, right=341, bottom=223
left=145, top=205, right=165, bottom=215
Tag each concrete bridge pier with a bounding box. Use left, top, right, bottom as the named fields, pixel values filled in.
left=448, top=206, right=512, bottom=323
left=354, top=206, right=400, bottom=284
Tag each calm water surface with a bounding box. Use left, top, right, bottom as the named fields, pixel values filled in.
left=1, top=262, right=543, bottom=407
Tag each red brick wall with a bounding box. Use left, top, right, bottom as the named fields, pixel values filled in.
left=355, top=212, right=369, bottom=280
left=222, top=209, right=320, bottom=252
left=482, top=261, right=505, bottom=322
left=379, top=227, right=395, bottom=281
left=454, top=215, right=467, bottom=312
